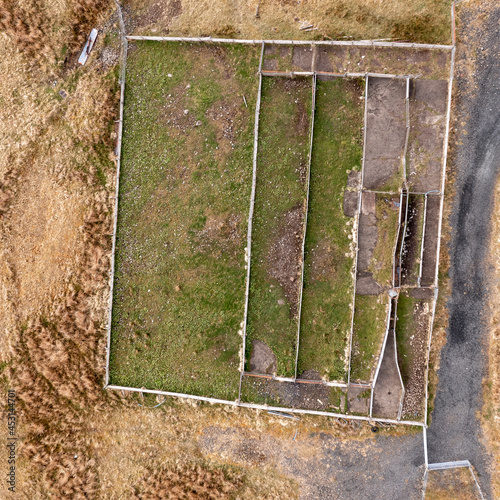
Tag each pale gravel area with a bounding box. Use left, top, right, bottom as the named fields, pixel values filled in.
left=199, top=426, right=426, bottom=500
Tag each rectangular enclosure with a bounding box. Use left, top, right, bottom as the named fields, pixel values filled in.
left=297, top=77, right=364, bottom=382
left=407, top=79, right=448, bottom=192
left=241, top=374, right=345, bottom=412
left=108, top=41, right=260, bottom=399
left=396, top=290, right=433, bottom=419
left=401, top=194, right=426, bottom=286
left=356, top=193, right=401, bottom=294
left=246, top=76, right=312, bottom=378
left=106, top=37, right=453, bottom=425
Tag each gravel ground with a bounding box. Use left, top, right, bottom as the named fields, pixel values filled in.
left=200, top=426, right=426, bottom=499
left=426, top=4, right=500, bottom=499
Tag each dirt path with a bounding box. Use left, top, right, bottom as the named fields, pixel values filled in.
left=426, top=4, right=500, bottom=498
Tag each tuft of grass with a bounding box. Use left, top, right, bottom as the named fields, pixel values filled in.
left=350, top=294, right=390, bottom=382
left=134, top=460, right=244, bottom=498
left=297, top=78, right=364, bottom=382
left=394, top=292, right=418, bottom=382
left=424, top=467, right=483, bottom=500
left=109, top=42, right=260, bottom=399
left=370, top=195, right=400, bottom=287
left=246, top=76, right=312, bottom=378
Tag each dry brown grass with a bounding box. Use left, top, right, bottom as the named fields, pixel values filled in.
left=128, top=0, right=452, bottom=43
left=0, top=0, right=111, bottom=70
left=0, top=1, right=121, bottom=496
left=133, top=462, right=243, bottom=499
left=425, top=121, right=454, bottom=425
left=424, top=467, right=482, bottom=500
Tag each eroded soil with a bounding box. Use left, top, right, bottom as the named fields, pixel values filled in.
left=407, top=79, right=448, bottom=192
left=267, top=204, right=305, bottom=317
left=363, top=77, right=406, bottom=191
left=399, top=300, right=430, bottom=419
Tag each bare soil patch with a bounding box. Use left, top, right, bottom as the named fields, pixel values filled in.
left=307, top=238, right=337, bottom=283
left=267, top=204, right=305, bottom=317
left=192, top=213, right=242, bottom=262
left=347, top=385, right=371, bottom=415
left=372, top=329, right=403, bottom=420
left=315, top=46, right=450, bottom=79
left=249, top=340, right=277, bottom=375
left=408, top=79, right=448, bottom=192
left=356, top=214, right=378, bottom=285
left=291, top=45, right=313, bottom=71
left=363, top=77, right=406, bottom=191
left=343, top=190, right=359, bottom=217
left=263, top=44, right=293, bottom=71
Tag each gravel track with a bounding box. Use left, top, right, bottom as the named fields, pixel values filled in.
left=426, top=4, right=500, bottom=498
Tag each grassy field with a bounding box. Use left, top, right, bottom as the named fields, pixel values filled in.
left=297, top=78, right=364, bottom=382
left=370, top=195, right=401, bottom=287
left=350, top=294, right=390, bottom=382
left=109, top=41, right=260, bottom=399
left=246, top=76, right=312, bottom=378
left=394, top=293, right=418, bottom=384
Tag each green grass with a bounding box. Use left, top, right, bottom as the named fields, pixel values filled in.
left=394, top=292, right=418, bottom=384
left=297, top=78, right=364, bottom=382
left=370, top=195, right=401, bottom=287
left=109, top=41, right=260, bottom=399
left=403, top=194, right=426, bottom=285
left=350, top=294, right=390, bottom=382
left=246, top=76, right=312, bottom=378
